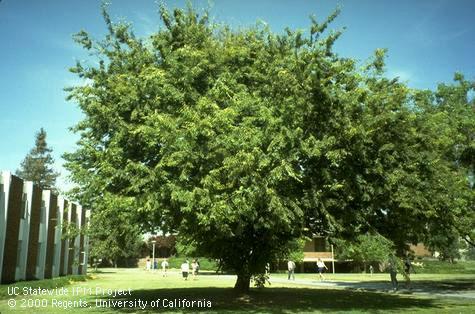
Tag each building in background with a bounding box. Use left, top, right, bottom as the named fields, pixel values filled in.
left=302, top=236, right=335, bottom=273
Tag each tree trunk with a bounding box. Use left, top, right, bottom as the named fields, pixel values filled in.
left=234, top=274, right=251, bottom=293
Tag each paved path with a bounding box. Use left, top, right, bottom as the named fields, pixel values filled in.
left=203, top=274, right=475, bottom=299
left=268, top=277, right=475, bottom=300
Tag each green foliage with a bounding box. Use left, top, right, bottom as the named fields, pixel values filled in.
left=64, top=3, right=475, bottom=291
left=465, top=246, right=475, bottom=260
left=426, top=232, right=462, bottom=262
left=252, top=273, right=270, bottom=288
left=174, top=235, right=197, bottom=257
left=16, top=128, right=59, bottom=189
left=87, top=194, right=144, bottom=267
left=336, top=234, right=394, bottom=271
left=413, top=75, right=475, bottom=250
left=286, top=238, right=306, bottom=263
left=164, top=257, right=218, bottom=271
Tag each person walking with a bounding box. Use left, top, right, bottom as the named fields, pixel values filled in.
left=191, top=259, right=198, bottom=280
left=316, top=258, right=328, bottom=281
left=145, top=258, right=151, bottom=271
left=404, top=257, right=415, bottom=289
left=287, top=260, right=296, bottom=280
left=181, top=260, right=190, bottom=280
left=196, top=259, right=200, bottom=275
left=388, top=255, right=399, bottom=292
left=161, top=258, right=169, bottom=277
left=265, top=263, right=270, bottom=275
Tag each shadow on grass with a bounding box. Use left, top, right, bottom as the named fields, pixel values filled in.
left=101, top=287, right=442, bottom=313
left=413, top=279, right=475, bottom=291
left=89, top=270, right=118, bottom=274
left=325, top=278, right=475, bottom=293
left=186, top=272, right=223, bottom=276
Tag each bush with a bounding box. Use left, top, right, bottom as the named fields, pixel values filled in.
left=165, top=257, right=218, bottom=271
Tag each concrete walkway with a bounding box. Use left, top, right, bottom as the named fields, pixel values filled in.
left=268, top=277, right=475, bottom=300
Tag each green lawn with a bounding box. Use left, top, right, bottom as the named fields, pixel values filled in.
left=1, top=268, right=474, bottom=313
left=414, top=260, right=475, bottom=274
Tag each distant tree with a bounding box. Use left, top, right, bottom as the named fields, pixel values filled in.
left=427, top=232, right=461, bottom=263
left=87, top=194, right=144, bottom=267
left=465, top=245, right=475, bottom=260
left=148, top=235, right=176, bottom=257
left=16, top=128, right=59, bottom=189
left=335, top=234, right=394, bottom=272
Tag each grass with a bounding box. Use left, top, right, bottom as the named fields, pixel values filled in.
left=0, top=268, right=474, bottom=313
left=414, top=260, right=475, bottom=274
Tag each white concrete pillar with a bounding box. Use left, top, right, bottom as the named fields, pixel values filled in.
left=36, top=190, right=51, bottom=279
left=52, top=197, right=65, bottom=278
left=62, top=202, right=71, bottom=276
left=15, top=181, right=33, bottom=281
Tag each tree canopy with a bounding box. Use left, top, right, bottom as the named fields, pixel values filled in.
left=86, top=193, right=144, bottom=267
left=64, top=4, right=475, bottom=291
left=335, top=233, right=394, bottom=272
left=16, top=127, right=59, bottom=189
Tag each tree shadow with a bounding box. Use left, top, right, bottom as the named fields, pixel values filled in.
left=90, top=270, right=118, bottom=274
left=409, top=279, right=475, bottom=294
left=97, top=287, right=445, bottom=313
left=327, top=278, right=475, bottom=293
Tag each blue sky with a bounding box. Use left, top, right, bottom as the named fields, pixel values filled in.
left=1, top=0, right=474, bottom=190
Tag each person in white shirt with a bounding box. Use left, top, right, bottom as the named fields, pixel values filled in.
left=161, top=259, right=169, bottom=277
left=181, top=260, right=190, bottom=280
left=317, top=258, right=328, bottom=281
left=287, top=260, right=296, bottom=280
left=145, top=258, right=151, bottom=271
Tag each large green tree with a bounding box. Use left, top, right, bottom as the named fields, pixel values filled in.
left=16, top=128, right=59, bottom=189
left=64, top=4, right=474, bottom=291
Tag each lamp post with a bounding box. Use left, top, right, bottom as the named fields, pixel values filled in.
left=151, top=240, right=156, bottom=271
left=331, top=244, right=335, bottom=274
